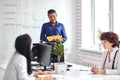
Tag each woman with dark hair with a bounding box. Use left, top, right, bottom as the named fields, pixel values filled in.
left=3, top=34, right=54, bottom=80
left=91, top=32, right=120, bottom=75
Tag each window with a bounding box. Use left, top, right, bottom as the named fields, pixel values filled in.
left=114, top=0, right=120, bottom=37
left=82, top=0, right=109, bottom=50
left=92, top=0, right=109, bottom=49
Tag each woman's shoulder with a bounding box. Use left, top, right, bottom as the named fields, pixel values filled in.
left=101, top=50, right=108, bottom=58
left=13, top=52, right=26, bottom=62
left=117, top=49, right=120, bottom=55
left=103, top=50, right=108, bottom=54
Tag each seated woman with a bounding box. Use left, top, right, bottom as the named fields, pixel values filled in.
left=91, top=31, right=120, bottom=75
left=3, top=34, right=54, bottom=80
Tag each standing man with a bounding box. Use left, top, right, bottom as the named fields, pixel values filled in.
left=40, top=9, right=67, bottom=43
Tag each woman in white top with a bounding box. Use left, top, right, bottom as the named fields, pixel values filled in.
left=3, top=34, right=54, bottom=80
left=91, top=31, right=120, bottom=75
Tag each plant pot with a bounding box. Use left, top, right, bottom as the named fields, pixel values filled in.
left=54, top=63, right=67, bottom=74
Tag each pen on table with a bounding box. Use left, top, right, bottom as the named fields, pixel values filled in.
left=79, top=69, right=89, bottom=71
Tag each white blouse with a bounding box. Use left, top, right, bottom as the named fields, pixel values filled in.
left=99, top=48, right=120, bottom=75
left=3, top=52, right=35, bottom=80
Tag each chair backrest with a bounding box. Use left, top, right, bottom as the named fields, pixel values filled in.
left=32, top=43, right=65, bottom=63
left=37, top=43, right=51, bottom=66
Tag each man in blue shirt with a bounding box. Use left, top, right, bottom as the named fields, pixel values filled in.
left=40, top=9, right=67, bottom=43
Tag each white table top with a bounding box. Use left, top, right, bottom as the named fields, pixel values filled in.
left=38, top=62, right=120, bottom=80
left=1, top=62, right=120, bottom=80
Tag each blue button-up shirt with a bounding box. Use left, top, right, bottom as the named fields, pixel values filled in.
left=40, top=22, right=67, bottom=43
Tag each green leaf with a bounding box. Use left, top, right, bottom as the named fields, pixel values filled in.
left=51, top=43, right=64, bottom=56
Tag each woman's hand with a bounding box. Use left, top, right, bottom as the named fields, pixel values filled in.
left=40, top=71, right=52, bottom=75
left=91, top=67, right=99, bottom=74
left=34, top=71, right=52, bottom=76
left=91, top=67, right=96, bottom=72
left=35, top=76, right=55, bottom=80
left=91, top=67, right=106, bottom=74
left=98, top=68, right=106, bottom=74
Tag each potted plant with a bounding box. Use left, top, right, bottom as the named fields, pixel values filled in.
left=51, top=43, right=67, bottom=74
left=51, top=42, right=64, bottom=63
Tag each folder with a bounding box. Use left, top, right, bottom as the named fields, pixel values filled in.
left=47, top=36, right=63, bottom=42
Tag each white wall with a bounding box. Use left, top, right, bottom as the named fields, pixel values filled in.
left=0, top=0, right=76, bottom=64
left=64, top=0, right=77, bottom=62
left=0, top=5, right=1, bottom=60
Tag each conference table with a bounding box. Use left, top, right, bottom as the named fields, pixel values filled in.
left=37, top=62, right=120, bottom=80
left=1, top=62, right=120, bottom=80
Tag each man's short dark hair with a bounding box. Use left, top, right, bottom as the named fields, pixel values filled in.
left=48, top=9, right=57, bottom=15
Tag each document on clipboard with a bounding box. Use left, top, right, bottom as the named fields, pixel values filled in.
left=47, top=36, right=63, bottom=42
